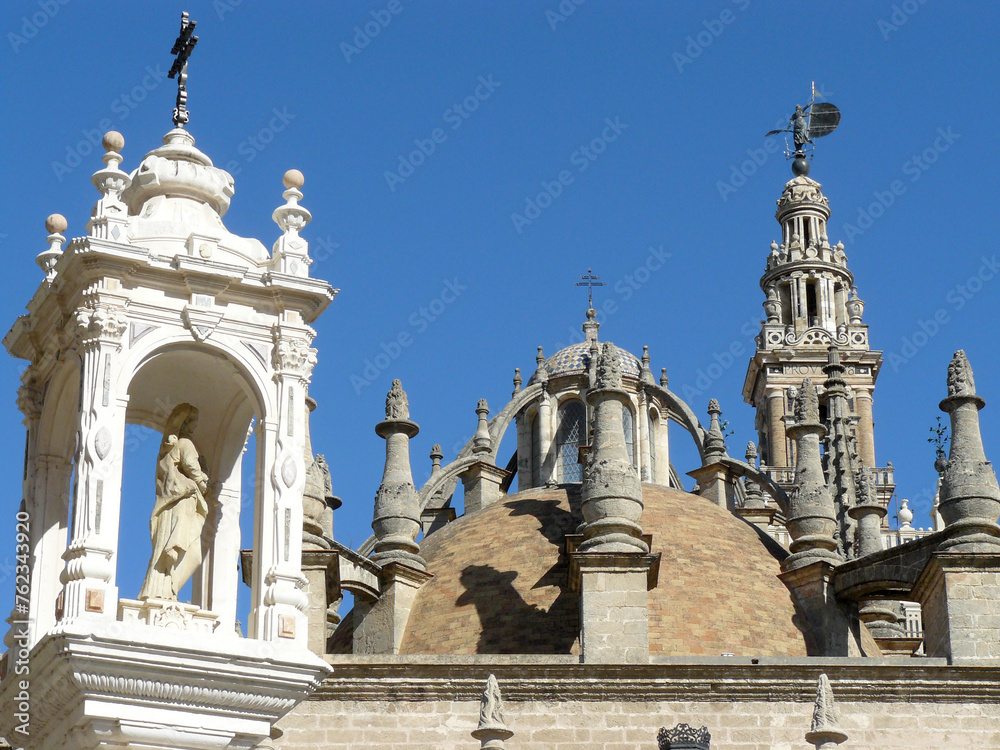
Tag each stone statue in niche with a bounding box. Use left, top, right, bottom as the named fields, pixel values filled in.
left=138, top=403, right=215, bottom=601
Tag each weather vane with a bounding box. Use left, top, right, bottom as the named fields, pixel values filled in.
left=576, top=268, right=605, bottom=310
left=766, top=82, right=841, bottom=177
left=168, top=11, right=199, bottom=128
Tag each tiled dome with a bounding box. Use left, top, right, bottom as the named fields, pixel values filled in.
left=528, top=342, right=641, bottom=384
left=330, top=485, right=816, bottom=657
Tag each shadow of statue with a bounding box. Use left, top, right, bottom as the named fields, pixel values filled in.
left=457, top=564, right=578, bottom=653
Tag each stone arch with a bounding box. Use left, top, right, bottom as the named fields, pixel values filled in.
left=112, top=332, right=275, bottom=630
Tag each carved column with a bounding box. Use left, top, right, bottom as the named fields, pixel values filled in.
left=914, top=350, right=1000, bottom=662
left=357, top=380, right=431, bottom=654
left=572, top=342, right=656, bottom=664
left=60, top=303, right=128, bottom=625
left=779, top=379, right=858, bottom=656
left=252, top=329, right=316, bottom=646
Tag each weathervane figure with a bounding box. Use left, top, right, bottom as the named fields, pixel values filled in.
left=766, top=83, right=841, bottom=177
left=168, top=11, right=199, bottom=128
left=576, top=268, right=605, bottom=310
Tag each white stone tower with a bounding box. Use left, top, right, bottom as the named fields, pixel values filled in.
left=0, top=54, right=335, bottom=747
left=743, top=173, right=894, bottom=505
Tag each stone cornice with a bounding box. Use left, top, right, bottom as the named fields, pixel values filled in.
left=315, top=656, right=1000, bottom=703
left=0, top=624, right=331, bottom=746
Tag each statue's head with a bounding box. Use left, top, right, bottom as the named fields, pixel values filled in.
left=164, top=403, right=199, bottom=440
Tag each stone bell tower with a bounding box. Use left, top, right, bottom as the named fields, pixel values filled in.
left=0, top=19, right=336, bottom=742
left=743, top=172, right=894, bottom=505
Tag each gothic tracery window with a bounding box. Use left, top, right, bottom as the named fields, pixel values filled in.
left=557, top=400, right=586, bottom=482
left=622, top=404, right=635, bottom=467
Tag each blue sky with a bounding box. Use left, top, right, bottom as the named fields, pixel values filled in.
left=2, top=1, right=999, bottom=620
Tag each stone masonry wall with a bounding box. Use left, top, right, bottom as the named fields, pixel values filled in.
left=276, top=697, right=1000, bottom=750
left=944, top=568, right=1000, bottom=660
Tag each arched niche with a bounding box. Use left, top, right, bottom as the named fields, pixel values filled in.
left=119, top=341, right=266, bottom=634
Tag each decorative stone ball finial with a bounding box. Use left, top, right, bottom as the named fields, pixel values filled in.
left=595, top=341, right=622, bottom=390
left=660, top=367, right=669, bottom=387
left=535, top=346, right=545, bottom=366
left=38, top=214, right=68, bottom=280
left=45, top=214, right=68, bottom=234
left=385, top=379, right=409, bottom=420
left=512, top=368, right=522, bottom=395
left=102, top=130, right=125, bottom=154
left=282, top=169, right=305, bottom=190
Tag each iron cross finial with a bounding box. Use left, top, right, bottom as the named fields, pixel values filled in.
left=575, top=268, right=605, bottom=310
left=168, top=12, right=199, bottom=128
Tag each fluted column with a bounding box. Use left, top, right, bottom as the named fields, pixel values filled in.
left=854, top=388, right=876, bottom=468
left=766, top=388, right=787, bottom=466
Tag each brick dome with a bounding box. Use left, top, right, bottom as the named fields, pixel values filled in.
left=395, top=484, right=811, bottom=657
